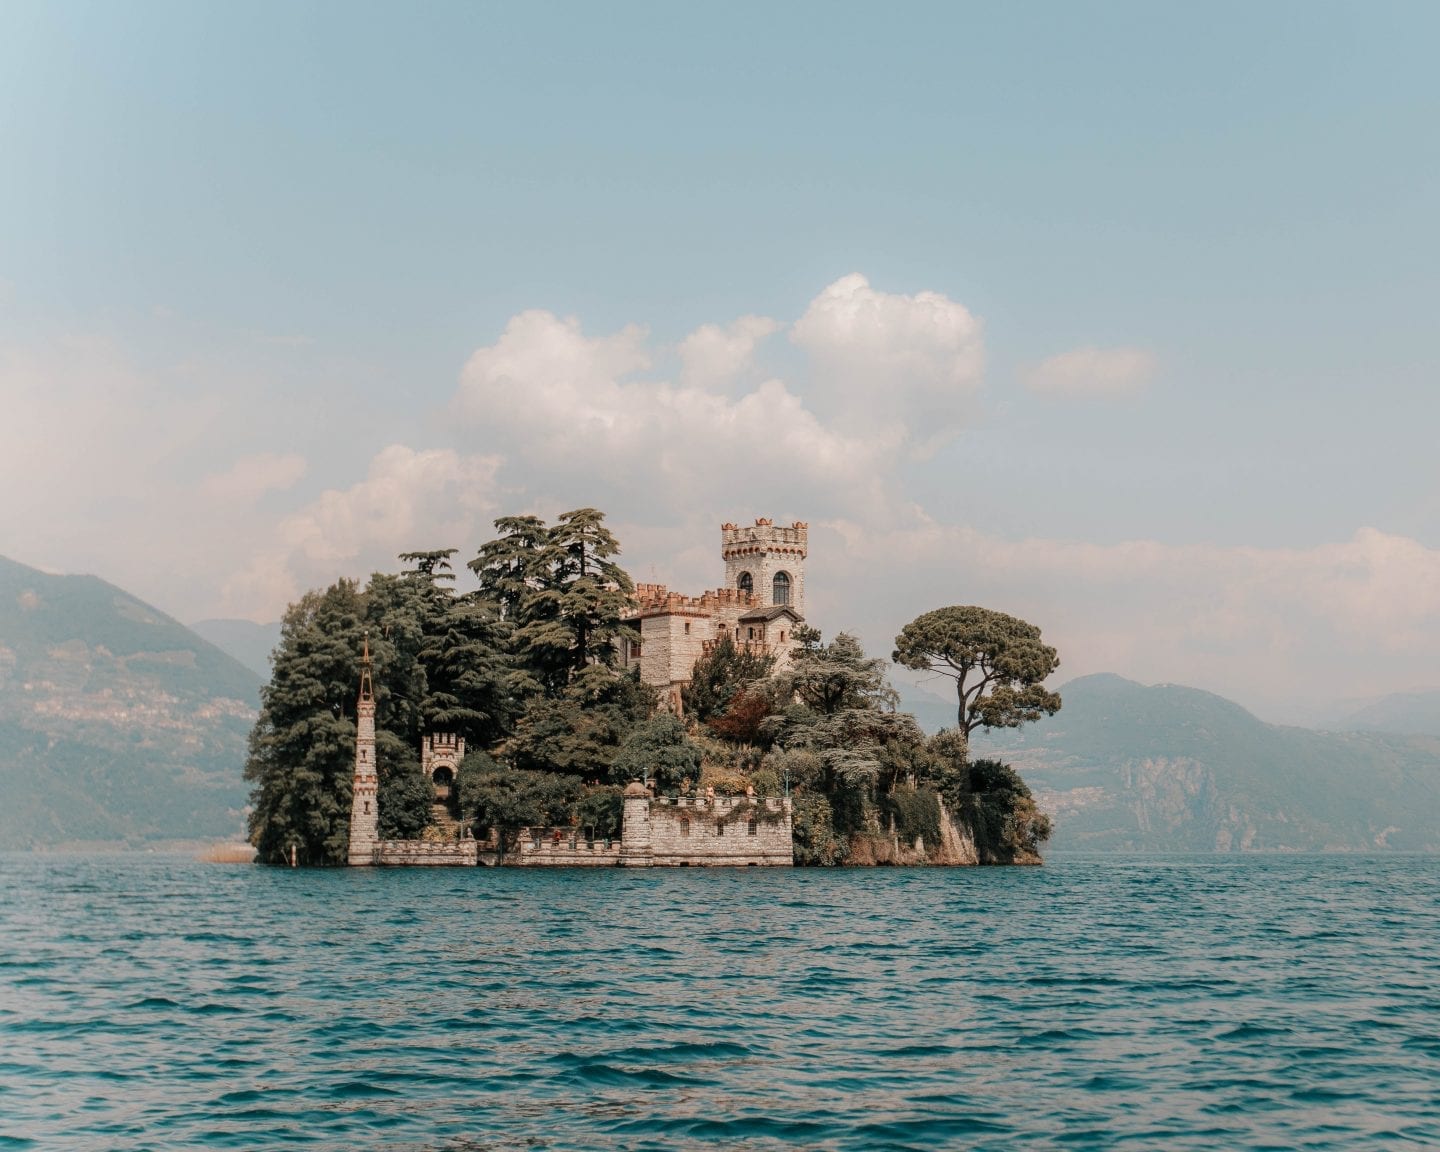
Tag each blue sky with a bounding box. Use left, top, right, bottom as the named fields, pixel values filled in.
left=2, top=1, right=1438, bottom=717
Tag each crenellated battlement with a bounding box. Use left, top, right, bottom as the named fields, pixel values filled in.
left=721, top=518, right=808, bottom=559
left=631, top=585, right=757, bottom=618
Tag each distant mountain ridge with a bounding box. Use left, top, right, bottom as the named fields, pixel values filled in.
left=1336, top=690, right=1440, bottom=737
left=972, top=673, right=1440, bottom=852
left=190, top=619, right=282, bottom=680
left=0, top=555, right=260, bottom=848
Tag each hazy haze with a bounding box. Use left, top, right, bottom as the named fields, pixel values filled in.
left=3, top=2, right=1438, bottom=720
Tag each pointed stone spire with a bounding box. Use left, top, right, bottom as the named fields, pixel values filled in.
left=347, top=631, right=379, bottom=865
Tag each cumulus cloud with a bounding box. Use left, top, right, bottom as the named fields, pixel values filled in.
left=790, top=273, right=985, bottom=453
left=678, top=315, right=780, bottom=389
left=200, top=452, right=307, bottom=505
left=1023, top=346, right=1155, bottom=398
left=220, top=445, right=503, bottom=619
left=826, top=518, right=1440, bottom=710
left=455, top=307, right=894, bottom=520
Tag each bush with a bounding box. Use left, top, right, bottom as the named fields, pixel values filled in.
left=574, top=785, right=624, bottom=840
left=959, top=758, right=1052, bottom=862
left=792, top=793, right=847, bottom=866
left=883, top=786, right=942, bottom=848
left=610, top=714, right=702, bottom=789
left=378, top=761, right=434, bottom=839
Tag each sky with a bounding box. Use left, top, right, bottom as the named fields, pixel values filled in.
left=2, top=1, right=1438, bottom=721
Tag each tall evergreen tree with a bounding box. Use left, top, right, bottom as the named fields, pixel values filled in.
left=244, top=580, right=367, bottom=865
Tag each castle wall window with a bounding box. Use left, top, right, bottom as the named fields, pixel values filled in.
left=629, top=640, right=641, bottom=658
left=684, top=621, right=690, bottom=634
left=716, top=822, right=725, bottom=837
left=773, top=571, right=791, bottom=606
left=737, top=571, right=753, bottom=596
left=748, top=820, right=758, bottom=836
left=748, top=627, right=755, bottom=640
left=680, top=818, right=690, bottom=837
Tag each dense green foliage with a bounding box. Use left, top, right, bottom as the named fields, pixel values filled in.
left=243, top=510, right=1057, bottom=867
left=951, top=759, right=1051, bottom=862
left=893, top=606, right=1062, bottom=736
left=611, top=714, right=702, bottom=790
left=245, top=510, right=653, bottom=863
left=681, top=634, right=775, bottom=722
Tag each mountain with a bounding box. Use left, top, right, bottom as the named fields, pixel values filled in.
left=1337, top=690, right=1440, bottom=737
left=0, top=556, right=261, bottom=849
left=971, top=673, right=1440, bottom=852
left=190, top=618, right=282, bottom=680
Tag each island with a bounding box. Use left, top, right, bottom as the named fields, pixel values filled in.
left=245, top=513, right=1056, bottom=867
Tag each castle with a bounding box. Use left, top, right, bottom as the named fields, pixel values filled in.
left=347, top=518, right=804, bottom=866
left=620, top=519, right=808, bottom=711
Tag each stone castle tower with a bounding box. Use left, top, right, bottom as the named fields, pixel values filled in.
left=620, top=518, right=809, bottom=709
left=721, top=518, right=807, bottom=616
left=347, top=634, right=379, bottom=866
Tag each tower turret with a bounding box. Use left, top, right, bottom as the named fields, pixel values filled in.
left=721, top=519, right=808, bottom=616
left=347, top=633, right=379, bottom=866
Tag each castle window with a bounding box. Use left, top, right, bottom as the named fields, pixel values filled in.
left=748, top=820, right=758, bottom=836
left=737, top=571, right=753, bottom=597
left=748, top=627, right=755, bottom=640
left=773, top=571, right=791, bottom=606
left=716, top=822, right=725, bottom=837
left=364, top=801, right=370, bottom=815
left=629, top=640, right=641, bottom=658
left=684, top=621, right=690, bottom=634
left=780, top=631, right=786, bottom=644
left=680, top=818, right=690, bottom=837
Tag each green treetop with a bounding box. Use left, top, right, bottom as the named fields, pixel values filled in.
left=893, top=605, right=1062, bottom=737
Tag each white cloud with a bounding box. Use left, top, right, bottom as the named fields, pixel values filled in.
left=455, top=307, right=895, bottom=520
left=220, top=445, right=504, bottom=619
left=824, top=518, right=1440, bottom=710
left=1023, top=346, right=1155, bottom=398
left=200, top=453, right=308, bottom=505
left=678, top=315, right=780, bottom=389
left=790, top=273, right=985, bottom=453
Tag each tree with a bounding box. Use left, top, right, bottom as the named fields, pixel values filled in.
left=893, top=606, right=1062, bottom=737
left=456, top=753, right=582, bottom=850
left=681, top=633, right=775, bottom=721
left=784, top=627, right=896, bottom=716
left=505, top=666, right=655, bottom=778
left=611, top=713, right=702, bottom=790
left=244, top=580, right=368, bottom=865
left=468, top=509, right=634, bottom=697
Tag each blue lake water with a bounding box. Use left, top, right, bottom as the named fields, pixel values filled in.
left=1, top=853, right=1438, bottom=1151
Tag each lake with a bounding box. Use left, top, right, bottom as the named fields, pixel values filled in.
left=1, top=853, right=1437, bottom=1150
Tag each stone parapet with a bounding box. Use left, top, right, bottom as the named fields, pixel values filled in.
left=374, top=840, right=477, bottom=866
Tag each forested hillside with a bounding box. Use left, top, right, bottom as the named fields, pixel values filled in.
left=0, top=556, right=258, bottom=848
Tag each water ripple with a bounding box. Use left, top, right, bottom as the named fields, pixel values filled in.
left=1, top=853, right=1439, bottom=1150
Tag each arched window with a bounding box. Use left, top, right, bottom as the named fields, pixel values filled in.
left=772, top=571, right=791, bottom=606
left=737, top=571, right=754, bottom=597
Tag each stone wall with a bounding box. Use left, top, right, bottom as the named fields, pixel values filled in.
left=482, top=831, right=623, bottom=867
left=355, top=795, right=794, bottom=868
left=645, top=795, right=793, bottom=866
left=373, top=840, right=477, bottom=866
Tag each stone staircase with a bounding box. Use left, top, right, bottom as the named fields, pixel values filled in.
left=430, top=802, right=463, bottom=840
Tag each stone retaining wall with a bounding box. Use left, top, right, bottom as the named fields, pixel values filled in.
left=374, top=840, right=477, bottom=866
